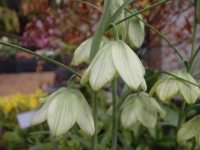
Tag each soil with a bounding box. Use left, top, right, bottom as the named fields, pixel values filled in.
left=0, top=72, right=55, bottom=96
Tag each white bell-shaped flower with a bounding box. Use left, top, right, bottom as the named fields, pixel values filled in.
left=177, top=115, right=200, bottom=143
left=150, top=70, right=200, bottom=104
left=81, top=40, right=146, bottom=91
left=121, top=92, right=166, bottom=128
left=31, top=87, right=94, bottom=136
left=71, top=37, right=107, bottom=66
left=127, top=13, right=145, bottom=48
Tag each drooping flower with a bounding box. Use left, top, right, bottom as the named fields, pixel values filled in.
left=31, top=87, right=94, bottom=136
left=81, top=40, right=146, bottom=91
left=177, top=115, right=200, bottom=143
left=150, top=70, right=200, bottom=104
left=126, top=12, right=145, bottom=48
left=109, top=0, right=126, bottom=35
left=121, top=92, right=166, bottom=128
left=71, top=37, right=107, bottom=66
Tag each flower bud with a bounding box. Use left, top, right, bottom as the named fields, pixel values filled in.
left=31, top=88, right=94, bottom=136
left=127, top=12, right=145, bottom=48
left=121, top=92, right=166, bottom=128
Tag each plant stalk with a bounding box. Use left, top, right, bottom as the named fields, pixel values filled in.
left=191, top=19, right=197, bottom=57
left=89, top=0, right=113, bottom=60
left=111, top=79, right=118, bottom=150
left=91, top=92, right=98, bottom=150
left=0, top=41, right=81, bottom=77
left=115, top=0, right=170, bottom=26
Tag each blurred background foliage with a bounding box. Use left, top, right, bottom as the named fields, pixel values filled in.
left=0, top=0, right=199, bottom=150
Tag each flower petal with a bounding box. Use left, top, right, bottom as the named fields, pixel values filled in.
left=121, top=99, right=137, bottom=128
left=156, top=79, right=178, bottom=101
left=71, top=37, right=108, bottom=66
left=140, top=78, right=147, bottom=91
left=71, top=37, right=93, bottom=66
left=47, top=90, right=78, bottom=136
left=80, top=48, right=105, bottom=85
left=69, top=89, right=95, bottom=135
left=177, top=73, right=200, bottom=104
left=81, top=65, right=92, bottom=85
left=31, top=88, right=66, bottom=126
left=112, top=41, right=145, bottom=90
left=150, top=98, right=166, bottom=119
left=89, top=44, right=116, bottom=91
left=134, top=95, right=157, bottom=128
left=127, top=14, right=145, bottom=48
left=177, top=115, right=200, bottom=143
left=31, top=100, right=50, bottom=126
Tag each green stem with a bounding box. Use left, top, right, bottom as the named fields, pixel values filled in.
left=176, top=102, right=186, bottom=149
left=0, top=41, right=81, bottom=77
left=191, top=19, right=197, bottom=57
left=188, top=46, right=200, bottom=73
left=109, top=0, right=134, bottom=24
left=117, top=88, right=132, bottom=109
left=111, top=79, right=118, bottom=150
left=109, top=23, right=119, bottom=40
left=91, top=92, right=98, bottom=150
left=89, top=0, right=113, bottom=60
left=115, top=0, right=170, bottom=26
left=161, top=71, right=199, bottom=88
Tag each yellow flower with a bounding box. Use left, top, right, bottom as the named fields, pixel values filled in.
left=0, top=90, right=46, bottom=114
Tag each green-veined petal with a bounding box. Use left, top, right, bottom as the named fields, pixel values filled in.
left=156, top=79, right=178, bottom=101
left=177, top=115, right=200, bottom=143
left=121, top=99, right=137, bottom=128
left=127, top=14, right=145, bottom=48
left=89, top=44, right=116, bottom=91
left=71, top=37, right=93, bottom=66
left=112, top=41, right=144, bottom=90
left=70, top=89, right=95, bottom=135
left=134, top=95, right=157, bottom=128
left=47, top=89, right=78, bottom=136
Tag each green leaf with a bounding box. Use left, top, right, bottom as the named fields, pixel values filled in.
left=161, top=106, right=178, bottom=127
